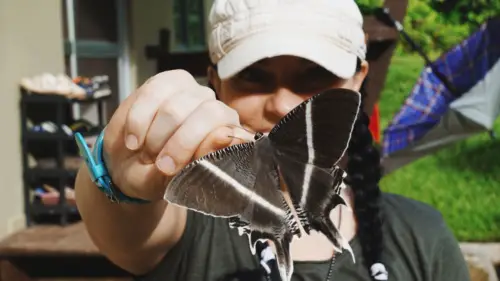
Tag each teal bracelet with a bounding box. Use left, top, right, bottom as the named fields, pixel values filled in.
left=75, top=129, right=151, bottom=204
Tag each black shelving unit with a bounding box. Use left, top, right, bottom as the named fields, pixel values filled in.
left=19, top=88, right=110, bottom=226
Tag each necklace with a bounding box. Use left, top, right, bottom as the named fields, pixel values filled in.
left=324, top=206, right=342, bottom=281
left=325, top=255, right=337, bottom=281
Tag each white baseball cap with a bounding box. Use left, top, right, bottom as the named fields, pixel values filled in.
left=208, top=0, right=367, bottom=80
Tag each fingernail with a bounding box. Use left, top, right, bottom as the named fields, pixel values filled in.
left=125, top=134, right=138, bottom=150
left=157, top=155, right=176, bottom=175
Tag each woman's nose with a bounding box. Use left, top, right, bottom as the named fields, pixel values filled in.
left=264, top=87, right=310, bottom=123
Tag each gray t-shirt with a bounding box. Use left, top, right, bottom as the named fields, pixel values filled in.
left=138, top=193, right=470, bottom=281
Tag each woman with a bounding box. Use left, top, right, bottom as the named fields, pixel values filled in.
left=74, top=0, right=471, bottom=280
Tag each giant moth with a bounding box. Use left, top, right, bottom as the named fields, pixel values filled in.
left=164, top=88, right=361, bottom=281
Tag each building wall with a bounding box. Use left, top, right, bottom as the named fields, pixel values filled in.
left=0, top=0, right=210, bottom=239
left=129, top=0, right=174, bottom=88
left=0, top=0, right=65, bottom=238
left=129, top=0, right=214, bottom=89
left=205, top=0, right=214, bottom=38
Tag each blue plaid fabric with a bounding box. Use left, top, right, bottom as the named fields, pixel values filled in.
left=382, top=16, right=500, bottom=157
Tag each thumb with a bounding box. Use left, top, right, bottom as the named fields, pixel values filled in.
left=194, top=126, right=253, bottom=160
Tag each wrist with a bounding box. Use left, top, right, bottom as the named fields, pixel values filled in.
left=75, top=129, right=151, bottom=204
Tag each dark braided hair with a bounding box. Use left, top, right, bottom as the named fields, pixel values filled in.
left=346, top=61, right=387, bottom=280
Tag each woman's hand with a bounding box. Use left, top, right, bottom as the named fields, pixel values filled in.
left=102, top=70, right=250, bottom=201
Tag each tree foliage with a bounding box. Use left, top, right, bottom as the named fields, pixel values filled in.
left=356, top=0, right=500, bottom=58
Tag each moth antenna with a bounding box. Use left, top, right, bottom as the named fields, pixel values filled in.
left=227, top=124, right=257, bottom=135
left=227, top=135, right=246, bottom=142
left=226, top=125, right=258, bottom=142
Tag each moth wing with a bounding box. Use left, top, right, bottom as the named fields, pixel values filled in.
left=274, top=152, right=354, bottom=260
left=232, top=139, right=299, bottom=253
left=164, top=142, right=256, bottom=218
left=268, top=88, right=361, bottom=169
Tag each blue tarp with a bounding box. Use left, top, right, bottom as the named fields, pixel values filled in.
left=382, top=16, right=500, bottom=157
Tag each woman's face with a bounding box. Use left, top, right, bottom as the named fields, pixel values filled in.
left=209, top=55, right=368, bottom=133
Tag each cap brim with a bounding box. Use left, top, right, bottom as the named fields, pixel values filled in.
left=217, top=30, right=357, bottom=80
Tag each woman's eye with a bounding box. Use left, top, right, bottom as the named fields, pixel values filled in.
left=293, top=66, right=341, bottom=92
left=236, top=68, right=270, bottom=83
left=230, top=67, right=276, bottom=93
left=304, top=66, right=337, bottom=82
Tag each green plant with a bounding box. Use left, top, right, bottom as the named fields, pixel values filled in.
left=395, top=0, right=500, bottom=58
left=356, top=0, right=384, bottom=14
left=400, top=0, right=470, bottom=57
left=432, top=0, right=500, bottom=28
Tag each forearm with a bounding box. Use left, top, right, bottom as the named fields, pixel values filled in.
left=74, top=166, right=186, bottom=274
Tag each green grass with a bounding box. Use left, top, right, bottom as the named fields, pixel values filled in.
left=378, top=53, right=500, bottom=242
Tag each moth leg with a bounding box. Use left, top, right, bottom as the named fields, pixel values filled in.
left=271, top=231, right=294, bottom=281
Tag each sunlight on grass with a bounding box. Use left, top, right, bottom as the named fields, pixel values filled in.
left=378, top=53, right=500, bottom=242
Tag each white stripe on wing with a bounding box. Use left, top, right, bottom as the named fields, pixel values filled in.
left=199, top=159, right=287, bottom=217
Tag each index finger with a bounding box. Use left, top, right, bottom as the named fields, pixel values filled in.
left=194, top=126, right=254, bottom=160
left=124, top=70, right=200, bottom=150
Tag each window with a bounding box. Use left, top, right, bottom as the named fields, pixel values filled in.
left=173, top=0, right=206, bottom=52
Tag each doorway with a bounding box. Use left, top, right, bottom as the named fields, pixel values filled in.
left=61, top=0, right=132, bottom=122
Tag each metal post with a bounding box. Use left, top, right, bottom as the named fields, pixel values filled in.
left=117, top=0, right=132, bottom=103
left=65, top=0, right=81, bottom=119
